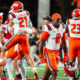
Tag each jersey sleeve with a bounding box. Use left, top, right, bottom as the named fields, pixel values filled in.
left=8, top=14, right=13, bottom=20
left=41, top=25, right=50, bottom=40
left=42, top=25, right=50, bottom=32
left=8, top=13, right=16, bottom=20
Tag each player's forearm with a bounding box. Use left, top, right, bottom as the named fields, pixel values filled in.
left=39, top=39, right=44, bottom=54
left=62, top=41, right=67, bottom=53
left=0, top=31, right=4, bottom=43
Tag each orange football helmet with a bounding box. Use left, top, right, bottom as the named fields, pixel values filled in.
left=64, top=62, right=77, bottom=77
left=71, top=8, right=80, bottom=19
left=11, top=1, right=24, bottom=12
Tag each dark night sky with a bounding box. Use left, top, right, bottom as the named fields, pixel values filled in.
left=0, top=0, right=38, bottom=27
left=0, top=0, right=76, bottom=27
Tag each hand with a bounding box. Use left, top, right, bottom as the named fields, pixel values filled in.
left=63, top=53, right=69, bottom=63
left=36, top=40, right=40, bottom=45
left=39, top=54, right=46, bottom=63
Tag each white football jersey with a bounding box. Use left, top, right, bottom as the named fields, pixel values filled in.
left=9, top=10, right=32, bottom=35
left=42, top=23, right=65, bottom=50
left=68, top=19, right=80, bottom=38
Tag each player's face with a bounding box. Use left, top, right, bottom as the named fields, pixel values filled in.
left=52, top=18, right=62, bottom=27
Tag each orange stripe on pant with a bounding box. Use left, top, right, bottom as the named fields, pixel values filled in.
left=44, top=48, right=59, bottom=71
left=69, top=37, right=80, bottom=58
left=5, top=35, right=30, bottom=56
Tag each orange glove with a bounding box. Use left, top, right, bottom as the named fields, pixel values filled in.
left=39, top=54, right=46, bottom=63
left=63, top=53, right=69, bottom=63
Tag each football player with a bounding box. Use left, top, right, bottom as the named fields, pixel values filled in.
left=39, top=13, right=68, bottom=80
left=0, top=1, right=38, bottom=80
left=65, top=8, right=80, bottom=80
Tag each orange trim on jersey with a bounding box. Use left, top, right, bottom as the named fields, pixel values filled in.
left=41, top=31, right=50, bottom=40
left=61, top=32, right=66, bottom=42
left=11, top=13, right=16, bottom=18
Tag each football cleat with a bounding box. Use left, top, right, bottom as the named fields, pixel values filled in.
left=33, top=68, right=39, bottom=79
left=16, top=73, right=22, bottom=78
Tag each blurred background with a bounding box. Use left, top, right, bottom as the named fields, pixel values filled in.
left=0, top=0, right=76, bottom=28
left=0, top=0, right=78, bottom=79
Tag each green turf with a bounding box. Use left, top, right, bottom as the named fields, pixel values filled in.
left=5, top=64, right=70, bottom=80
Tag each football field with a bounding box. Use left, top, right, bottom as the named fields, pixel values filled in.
left=4, top=64, right=70, bottom=80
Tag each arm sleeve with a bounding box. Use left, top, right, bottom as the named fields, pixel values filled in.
left=41, top=31, right=50, bottom=40
left=8, top=14, right=13, bottom=20
left=40, top=25, right=50, bottom=40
